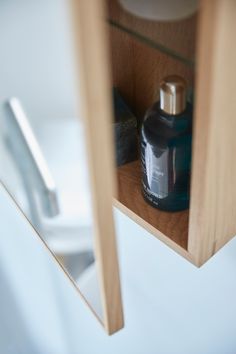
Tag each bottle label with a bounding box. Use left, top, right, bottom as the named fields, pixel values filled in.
left=141, top=143, right=169, bottom=200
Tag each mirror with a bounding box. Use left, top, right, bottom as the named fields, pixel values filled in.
left=0, top=0, right=123, bottom=334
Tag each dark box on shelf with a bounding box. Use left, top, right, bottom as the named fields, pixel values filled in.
left=113, top=88, right=138, bottom=166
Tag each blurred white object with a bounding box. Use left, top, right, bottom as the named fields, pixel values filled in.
left=119, top=0, right=198, bottom=21
left=4, top=98, right=60, bottom=224
left=2, top=100, right=93, bottom=260
left=77, top=263, right=103, bottom=321
left=43, top=222, right=93, bottom=255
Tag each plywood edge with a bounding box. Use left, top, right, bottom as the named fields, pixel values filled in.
left=70, top=0, right=123, bottom=335
left=188, top=0, right=236, bottom=266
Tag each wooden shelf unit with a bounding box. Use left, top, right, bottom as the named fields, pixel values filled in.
left=111, top=0, right=236, bottom=267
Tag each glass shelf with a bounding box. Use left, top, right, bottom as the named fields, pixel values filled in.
left=107, top=0, right=197, bottom=67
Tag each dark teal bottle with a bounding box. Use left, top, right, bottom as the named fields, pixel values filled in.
left=141, top=75, right=192, bottom=211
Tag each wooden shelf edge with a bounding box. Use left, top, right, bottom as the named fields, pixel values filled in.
left=114, top=198, right=196, bottom=266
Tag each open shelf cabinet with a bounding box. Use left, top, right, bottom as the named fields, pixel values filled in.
left=108, top=0, right=236, bottom=267
left=69, top=0, right=236, bottom=335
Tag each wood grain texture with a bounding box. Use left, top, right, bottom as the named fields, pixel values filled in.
left=115, top=161, right=194, bottom=263
left=188, top=0, right=236, bottom=266
left=108, top=0, right=197, bottom=62
left=108, top=26, right=195, bottom=125
left=70, top=0, right=123, bottom=334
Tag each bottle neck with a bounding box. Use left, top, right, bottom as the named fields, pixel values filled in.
left=158, top=102, right=192, bottom=130
left=160, top=75, right=187, bottom=115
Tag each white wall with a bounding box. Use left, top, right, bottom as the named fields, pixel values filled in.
left=0, top=0, right=77, bottom=128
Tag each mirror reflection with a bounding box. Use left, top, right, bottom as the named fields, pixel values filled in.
left=0, top=0, right=103, bottom=322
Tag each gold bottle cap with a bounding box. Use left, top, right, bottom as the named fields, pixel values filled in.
left=160, top=75, right=187, bottom=115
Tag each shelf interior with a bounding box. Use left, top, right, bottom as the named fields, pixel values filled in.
left=107, top=0, right=197, bottom=67
left=115, top=160, right=189, bottom=251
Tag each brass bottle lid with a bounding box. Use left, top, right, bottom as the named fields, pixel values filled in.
left=160, top=75, right=187, bottom=115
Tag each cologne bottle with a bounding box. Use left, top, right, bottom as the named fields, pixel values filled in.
left=141, top=75, right=192, bottom=211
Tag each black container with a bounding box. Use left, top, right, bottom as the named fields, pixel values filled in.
left=141, top=76, right=192, bottom=211
left=113, top=88, right=138, bottom=166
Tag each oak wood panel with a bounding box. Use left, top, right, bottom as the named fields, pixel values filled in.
left=116, top=161, right=192, bottom=260
left=109, top=26, right=135, bottom=112
left=109, top=26, right=194, bottom=125
left=70, top=0, right=123, bottom=334
left=188, top=0, right=236, bottom=266
left=110, top=0, right=236, bottom=267
left=108, top=0, right=197, bottom=62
